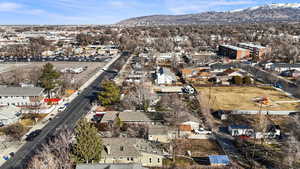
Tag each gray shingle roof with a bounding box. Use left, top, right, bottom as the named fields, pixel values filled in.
left=148, top=126, right=168, bottom=135
left=76, top=163, right=147, bottom=169
left=101, top=138, right=163, bottom=158
left=0, top=87, right=44, bottom=97
left=102, top=138, right=140, bottom=158
left=101, top=111, right=152, bottom=123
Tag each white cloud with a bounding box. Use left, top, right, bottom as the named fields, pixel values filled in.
left=23, top=9, right=45, bottom=15
left=108, top=1, right=138, bottom=8
left=0, top=2, right=22, bottom=12
left=110, top=1, right=126, bottom=8
left=165, top=0, right=255, bottom=14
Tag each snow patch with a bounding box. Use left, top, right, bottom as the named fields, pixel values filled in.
left=230, top=3, right=300, bottom=13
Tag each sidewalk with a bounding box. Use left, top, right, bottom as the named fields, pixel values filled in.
left=0, top=54, right=122, bottom=166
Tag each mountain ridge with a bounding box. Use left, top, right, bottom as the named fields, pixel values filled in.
left=117, top=3, right=300, bottom=26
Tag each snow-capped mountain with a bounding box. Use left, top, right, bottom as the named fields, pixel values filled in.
left=231, top=3, right=300, bottom=13
left=117, top=3, right=300, bottom=26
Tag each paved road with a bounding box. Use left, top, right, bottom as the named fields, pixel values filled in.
left=0, top=52, right=130, bottom=169
left=234, top=63, right=300, bottom=98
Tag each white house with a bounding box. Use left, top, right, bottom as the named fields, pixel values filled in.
left=155, top=67, right=177, bottom=85
left=0, top=106, right=22, bottom=126
left=155, top=53, right=173, bottom=62
left=0, top=87, right=44, bottom=107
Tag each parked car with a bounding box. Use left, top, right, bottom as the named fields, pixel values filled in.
left=58, top=106, right=66, bottom=112
left=25, top=129, right=42, bottom=141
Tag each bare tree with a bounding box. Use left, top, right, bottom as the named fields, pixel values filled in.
left=27, top=129, right=73, bottom=169
left=122, top=83, right=157, bottom=111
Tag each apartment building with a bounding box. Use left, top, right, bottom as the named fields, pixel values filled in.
left=218, top=45, right=250, bottom=59
left=238, top=43, right=269, bottom=58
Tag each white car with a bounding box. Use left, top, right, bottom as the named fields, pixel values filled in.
left=58, top=106, right=66, bottom=112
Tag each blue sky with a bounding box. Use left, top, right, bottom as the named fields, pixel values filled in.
left=0, top=0, right=299, bottom=24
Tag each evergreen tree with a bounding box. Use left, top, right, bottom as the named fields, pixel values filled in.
left=243, top=76, right=252, bottom=85
left=39, top=63, right=60, bottom=98
left=98, top=80, right=120, bottom=106
left=73, top=119, right=102, bottom=163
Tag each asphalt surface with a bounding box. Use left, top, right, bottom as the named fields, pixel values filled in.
left=0, top=53, right=130, bottom=169
left=235, top=63, right=300, bottom=98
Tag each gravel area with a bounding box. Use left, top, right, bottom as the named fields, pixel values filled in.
left=0, top=62, right=107, bottom=86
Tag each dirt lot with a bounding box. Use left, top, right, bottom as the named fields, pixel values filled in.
left=176, top=139, right=223, bottom=157
left=0, top=62, right=106, bottom=86
left=197, top=86, right=300, bottom=111
left=224, top=114, right=293, bottom=133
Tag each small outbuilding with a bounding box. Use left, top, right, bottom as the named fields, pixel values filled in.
left=208, top=155, right=230, bottom=166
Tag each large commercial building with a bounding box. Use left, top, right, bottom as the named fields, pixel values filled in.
left=218, top=45, right=250, bottom=60
left=237, top=43, right=268, bottom=58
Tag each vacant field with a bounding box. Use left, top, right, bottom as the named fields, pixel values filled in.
left=0, top=62, right=106, bottom=86
left=176, top=139, right=223, bottom=157
left=197, top=86, right=300, bottom=111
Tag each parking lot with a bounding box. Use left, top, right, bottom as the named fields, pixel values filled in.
left=0, top=55, right=113, bottom=63
left=0, top=61, right=108, bottom=87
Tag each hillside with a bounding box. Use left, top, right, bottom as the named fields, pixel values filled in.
left=117, top=3, right=300, bottom=26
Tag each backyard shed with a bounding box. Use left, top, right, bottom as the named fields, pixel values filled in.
left=208, top=155, right=230, bottom=166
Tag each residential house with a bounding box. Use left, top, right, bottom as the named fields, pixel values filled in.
left=148, top=126, right=170, bottom=143
left=181, top=121, right=200, bottom=131
left=0, top=106, right=22, bottom=126
left=181, top=67, right=211, bottom=81
left=178, top=121, right=201, bottom=137
left=228, top=125, right=254, bottom=137
left=76, top=164, right=147, bottom=169
left=155, top=67, right=177, bottom=85
left=100, top=111, right=161, bottom=125
left=155, top=53, right=173, bottom=62
left=267, top=63, right=300, bottom=73
left=0, top=87, right=44, bottom=107
left=101, top=138, right=164, bottom=167
left=210, top=63, right=233, bottom=73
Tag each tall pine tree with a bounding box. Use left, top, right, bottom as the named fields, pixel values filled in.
left=72, top=119, right=102, bottom=163
left=39, top=63, right=60, bottom=98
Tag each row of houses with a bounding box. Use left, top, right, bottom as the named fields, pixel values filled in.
left=88, top=109, right=218, bottom=167
left=181, top=63, right=253, bottom=85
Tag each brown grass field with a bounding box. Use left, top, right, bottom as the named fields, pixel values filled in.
left=176, top=139, right=223, bottom=157
left=197, top=86, right=300, bottom=111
